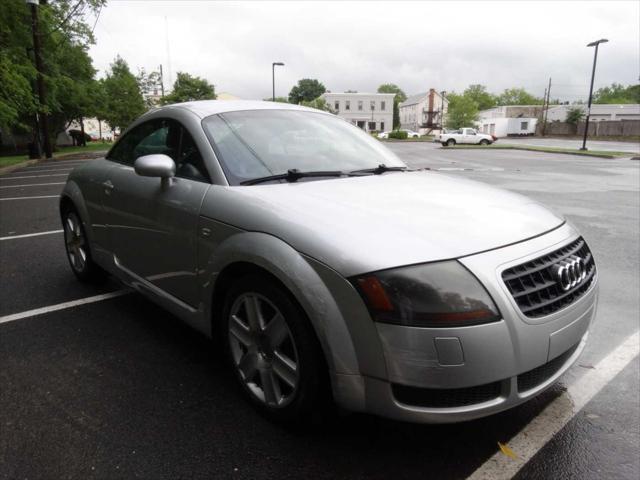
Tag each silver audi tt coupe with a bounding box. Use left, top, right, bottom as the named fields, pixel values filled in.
left=60, top=101, right=598, bottom=423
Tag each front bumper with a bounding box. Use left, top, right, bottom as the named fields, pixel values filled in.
left=330, top=223, right=599, bottom=423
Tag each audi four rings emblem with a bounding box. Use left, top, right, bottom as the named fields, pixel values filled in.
left=552, top=256, right=587, bottom=291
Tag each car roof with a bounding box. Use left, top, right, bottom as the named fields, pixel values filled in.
left=153, top=100, right=325, bottom=119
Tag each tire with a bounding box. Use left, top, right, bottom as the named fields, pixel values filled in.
left=221, top=273, right=328, bottom=423
left=446, top=139, right=456, bottom=147
left=479, top=139, right=490, bottom=145
left=62, top=207, right=106, bottom=283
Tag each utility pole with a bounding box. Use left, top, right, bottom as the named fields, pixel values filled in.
left=159, top=64, right=165, bottom=97
left=581, top=39, right=608, bottom=150
left=541, top=77, right=551, bottom=136
left=27, top=0, right=52, bottom=159
left=540, top=87, right=547, bottom=136
left=272, top=62, right=284, bottom=101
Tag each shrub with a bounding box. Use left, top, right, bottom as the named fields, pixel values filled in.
left=388, top=130, right=408, bottom=139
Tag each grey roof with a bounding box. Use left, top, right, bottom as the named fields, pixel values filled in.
left=399, top=92, right=427, bottom=108
left=152, top=100, right=321, bottom=119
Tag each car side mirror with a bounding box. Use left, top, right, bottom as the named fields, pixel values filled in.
left=134, top=154, right=175, bottom=182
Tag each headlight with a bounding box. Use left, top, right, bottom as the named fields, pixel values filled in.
left=352, top=261, right=501, bottom=327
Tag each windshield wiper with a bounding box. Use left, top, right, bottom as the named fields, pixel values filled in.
left=240, top=169, right=349, bottom=186
left=350, top=164, right=409, bottom=175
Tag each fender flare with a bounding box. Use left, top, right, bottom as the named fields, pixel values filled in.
left=201, top=230, right=361, bottom=376
left=60, top=180, right=94, bottom=245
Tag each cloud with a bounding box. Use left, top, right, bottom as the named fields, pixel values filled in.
left=88, top=1, right=639, bottom=101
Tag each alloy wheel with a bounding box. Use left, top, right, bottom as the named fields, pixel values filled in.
left=64, top=212, right=87, bottom=273
left=228, top=293, right=300, bottom=408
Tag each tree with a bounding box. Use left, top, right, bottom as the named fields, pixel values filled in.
left=495, top=88, right=543, bottom=105
left=101, top=56, right=146, bottom=132
left=0, top=0, right=106, bottom=152
left=593, top=83, right=640, bottom=104
left=288, top=79, right=326, bottom=104
left=160, top=72, right=216, bottom=105
left=263, top=96, right=289, bottom=103
left=565, top=106, right=585, bottom=125
left=137, top=68, right=164, bottom=107
left=299, top=97, right=334, bottom=113
left=445, top=93, right=479, bottom=129
left=463, top=84, right=496, bottom=111
left=377, top=83, right=407, bottom=129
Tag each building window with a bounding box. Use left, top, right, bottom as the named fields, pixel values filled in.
left=520, top=121, right=528, bottom=130
left=335, top=101, right=340, bottom=111
left=358, top=101, right=363, bottom=111
left=345, top=101, right=350, bottom=110
left=381, top=101, right=386, bottom=111
left=357, top=120, right=365, bottom=129
left=380, top=122, right=385, bottom=131
left=370, top=101, right=375, bottom=111
left=368, top=121, right=376, bottom=131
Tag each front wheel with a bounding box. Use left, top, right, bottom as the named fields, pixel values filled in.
left=479, top=139, right=490, bottom=145
left=446, top=139, right=456, bottom=147
left=62, top=208, right=106, bottom=283
left=222, top=274, right=328, bottom=423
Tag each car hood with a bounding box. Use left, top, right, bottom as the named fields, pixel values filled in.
left=202, top=171, right=564, bottom=276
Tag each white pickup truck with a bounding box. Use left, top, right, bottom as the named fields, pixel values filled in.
left=439, top=128, right=495, bottom=146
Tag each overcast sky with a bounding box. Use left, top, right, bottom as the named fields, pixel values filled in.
left=88, top=1, right=639, bottom=101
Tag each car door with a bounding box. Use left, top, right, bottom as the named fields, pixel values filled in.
left=463, top=128, right=477, bottom=144
left=102, top=118, right=211, bottom=307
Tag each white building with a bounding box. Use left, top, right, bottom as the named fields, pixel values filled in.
left=477, top=105, right=542, bottom=137
left=399, top=89, right=448, bottom=134
left=321, top=92, right=394, bottom=133
left=545, top=104, right=640, bottom=122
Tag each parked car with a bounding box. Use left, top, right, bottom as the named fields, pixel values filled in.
left=61, top=101, right=598, bottom=424
left=440, top=128, right=494, bottom=146
left=377, top=129, right=420, bottom=139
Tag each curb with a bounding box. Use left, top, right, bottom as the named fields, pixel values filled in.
left=0, top=150, right=108, bottom=176
left=438, top=145, right=622, bottom=159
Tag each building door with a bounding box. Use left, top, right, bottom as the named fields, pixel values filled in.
left=357, top=121, right=366, bottom=130
left=368, top=121, right=376, bottom=131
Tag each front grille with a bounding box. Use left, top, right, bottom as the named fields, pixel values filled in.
left=517, top=342, right=580, bottom=393
left=392, top=381, right=502, bottom=408
left=502, top=237, right=596, bottom=318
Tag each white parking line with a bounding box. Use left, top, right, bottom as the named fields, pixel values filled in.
left=0, top=290, right=130, bottom=325
left=0, top=174, right=69, bottom=180
left=467, top=330, right=640, bottom=480
left=0, top=182, right=65, bottom=189
left=0, top=229, right=63, bottom=241
left=0, top=195, right=59, bottom=201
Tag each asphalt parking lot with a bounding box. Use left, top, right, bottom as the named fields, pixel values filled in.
left=1, top=145, right=638, bottom=479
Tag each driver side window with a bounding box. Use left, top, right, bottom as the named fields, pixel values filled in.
left=107, top=119, right=210, bottom=182
left=107, top=119, right=178, bottom=165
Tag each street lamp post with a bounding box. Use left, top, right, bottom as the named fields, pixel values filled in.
left=272, top=62, right=284, bottom=102
left=580, top=38, right=608, bottom=151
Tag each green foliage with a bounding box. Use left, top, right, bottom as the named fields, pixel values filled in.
left=288, top=79, right=326, bottom=104
left=377, top=83, right=407, bottom=129
left=388, top=130, right=408, bottom=139
left=263, top=96, right=289, bottom=103
left=0, top=0, right=106, bottom=140
left=592, top=83, right=640, bottom=104
left=445, top=93, right=479, bottom=129
left=495, top=88, right=543, bottom=105
left=565, top=106, right=585, bottom=125
left=160, top=72, right=216, bottom=105
left=463, top=84, right=496, bottom=110
left=299, top=97, right=334, bottom=113
left=101, top=56, right=146, bottom=132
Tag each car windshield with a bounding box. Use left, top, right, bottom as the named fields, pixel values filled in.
left=202, top=109, right=406, bottom=185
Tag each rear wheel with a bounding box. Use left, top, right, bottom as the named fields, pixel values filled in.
left=62, top=208, right=106, bottom=283
left=222, top=273, right=327, bottom=423
left=479, top=139, right=490, bottom=145
left=446, top=139, right=456, bottom=147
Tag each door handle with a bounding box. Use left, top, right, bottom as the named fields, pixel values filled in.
left=103, top=180, right=114, bottom=195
